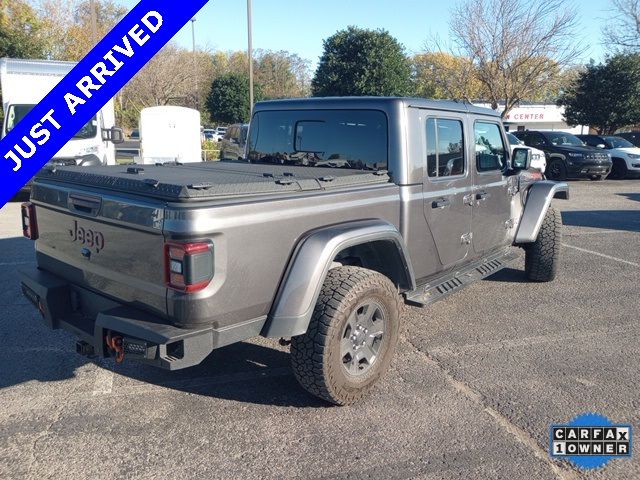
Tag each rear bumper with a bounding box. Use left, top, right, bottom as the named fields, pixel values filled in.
left=19, top=268, right=265, bottom=370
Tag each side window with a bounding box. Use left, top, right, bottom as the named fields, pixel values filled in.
left=529, top=133, right=546, bottom=148
left=585, top=136, right=601, bottom=147
left=475, top=122, right=507, bottom=172
left=426, top=118, right=465, bottom=178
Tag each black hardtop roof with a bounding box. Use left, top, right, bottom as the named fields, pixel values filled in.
left=254, top=97, right=500, bottom=117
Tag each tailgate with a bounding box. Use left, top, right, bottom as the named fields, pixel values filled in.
left=30, top=183, right=167, bottom=317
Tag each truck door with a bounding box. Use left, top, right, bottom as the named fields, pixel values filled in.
left=471, top=120, right=512, bottom=254
left=422, top=116, right=473, bottom=267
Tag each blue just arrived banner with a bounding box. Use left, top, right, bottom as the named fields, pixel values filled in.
left=0, top=0, right=209, bottom=208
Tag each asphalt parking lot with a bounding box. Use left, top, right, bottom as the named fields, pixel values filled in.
left=0, top=180, right=638, bottom=480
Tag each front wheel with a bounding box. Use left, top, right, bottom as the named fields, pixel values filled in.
left=290, top=266, right=402, bottom=405
left=547, top=159, right=567, bottom=181
left=525, top=207, right=562, bottom=282
left=590, top=175, right=603, bottom=181
left=610, top=159, right=628, bottom=179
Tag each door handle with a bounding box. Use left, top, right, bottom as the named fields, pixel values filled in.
left=476, top=192, right=489, bottom=201
left=432, top=198, right=451, bottom=209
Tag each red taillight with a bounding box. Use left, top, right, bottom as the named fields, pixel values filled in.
left=164, top=241, right=214, bottom=292
left=21, top=202, right=38, bottom=240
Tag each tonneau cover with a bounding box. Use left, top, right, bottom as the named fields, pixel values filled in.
left=34, top=161, right=390, bottom=201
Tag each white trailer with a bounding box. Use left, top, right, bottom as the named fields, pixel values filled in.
left=0, top=58, right=122, bottom=168
left=139, top=106, right=202, bottom=164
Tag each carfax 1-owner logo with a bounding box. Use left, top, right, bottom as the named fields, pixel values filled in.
left=550, top=413, right=633, bottom=469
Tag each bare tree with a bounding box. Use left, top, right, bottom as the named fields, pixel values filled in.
left=446, top=0, right=582, bottom=117
left=118, top=44, right=214, bottom=126
left=603, top=0, right=640, bottom=51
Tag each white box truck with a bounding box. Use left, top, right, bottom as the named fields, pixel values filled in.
left=0, top=58, right=123, bottom=175
left=139, top=106, right=202, bottom=164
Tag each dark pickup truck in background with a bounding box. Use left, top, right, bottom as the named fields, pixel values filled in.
left=19, top=97, right=568, bottom=405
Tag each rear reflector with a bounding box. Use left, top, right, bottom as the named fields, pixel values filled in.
left=164, top=241, right=214, bottom=292
left=21, top=202, right=38, bottom=240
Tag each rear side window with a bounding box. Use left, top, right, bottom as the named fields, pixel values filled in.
left=248, top=110, right=388, bottom=170
left=426, top=118, right=465, bottom=178
left=528, top=133, right=546, bottom=148
left=475, top=122, right=506, bottom=172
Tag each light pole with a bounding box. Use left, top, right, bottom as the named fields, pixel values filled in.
left=191, top=18, right=199, bottom=110
left=247, top=0, right=254, bottom=114
left=90, top=0, right=98, bottom=45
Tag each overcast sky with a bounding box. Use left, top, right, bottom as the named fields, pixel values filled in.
left=121, top=0, right=612, bottom=67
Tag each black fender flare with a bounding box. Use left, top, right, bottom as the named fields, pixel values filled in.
left=262, top=219, right=415, bottom=338
left=515, top=181, right=569, bottom=244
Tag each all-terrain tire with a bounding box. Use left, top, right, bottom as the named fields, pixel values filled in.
left=290, top=266, right=402, bottom=406
left=525, top=207, right=562, bottom=282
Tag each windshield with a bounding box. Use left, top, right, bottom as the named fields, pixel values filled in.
left=5, top=104, right=97, bottom=139
left=543, top=132, right=584, bottom=146
left=604, top=136, right=635, bottom=149
left=248, top=109, right=388, bottom=170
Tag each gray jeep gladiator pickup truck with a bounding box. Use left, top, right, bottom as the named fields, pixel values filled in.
left=19, top=97, right=568, bottom=405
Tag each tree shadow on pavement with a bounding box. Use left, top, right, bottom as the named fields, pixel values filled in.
left=561, top=210, right=640, bottom=233
left=618, top=193, right=640, bottom=203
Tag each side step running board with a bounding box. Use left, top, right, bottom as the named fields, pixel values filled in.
left=404, top=249, right=519, bottom=308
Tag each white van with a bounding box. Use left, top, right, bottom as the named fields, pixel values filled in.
left=139, top=106, right=202, bottom=164
left=0, top=58, right=123, bottom=169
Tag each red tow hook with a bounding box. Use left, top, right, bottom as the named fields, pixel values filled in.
left=105, top=332, right=125, bottom=363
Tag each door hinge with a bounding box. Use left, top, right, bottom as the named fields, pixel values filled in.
left=461, top=232, right=473, bottom=245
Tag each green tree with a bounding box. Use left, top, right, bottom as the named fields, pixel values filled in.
left=559, top=54, right=640, bottom=134
left=0, top=0, right=46, bottom=58
left=255, top=50, right=310, bottom=99
left=206, top=73, right=262, bottom=124
left=0, top=0, right=47, bottom=125
left=312, top=26, right=412, bottom=97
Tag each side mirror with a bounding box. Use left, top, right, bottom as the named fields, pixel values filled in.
left=102, top=126, right=125, bottom=144
left=512, top=147, right=531, bottom=170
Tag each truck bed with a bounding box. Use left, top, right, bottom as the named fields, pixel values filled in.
left=34, top=161, right=391, bottom=202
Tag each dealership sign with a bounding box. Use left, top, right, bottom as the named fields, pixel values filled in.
left=0, top=0, right=208, bottom=208
left=503, top=106, right=566, bottom=123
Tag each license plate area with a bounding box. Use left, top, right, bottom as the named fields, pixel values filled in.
left=21, top=283, right=44, bottom=316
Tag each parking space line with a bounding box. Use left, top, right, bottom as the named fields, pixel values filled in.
left=563, top=230, right=637, bottom=236
left=0, top=261, right=33, bottom=266
left=404, top=339, right=578, bottom=480
left=562, top=243, right=639, bottom=268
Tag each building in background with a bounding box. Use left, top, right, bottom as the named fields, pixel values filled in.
left=474, top=103, right=587, bottom=134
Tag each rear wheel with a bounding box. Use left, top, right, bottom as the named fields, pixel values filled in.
left=290, top=266, right=402, bottom=406
left=547, top=159, right=567, bottom=181
left=525, top=207, right=562, bottom=282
